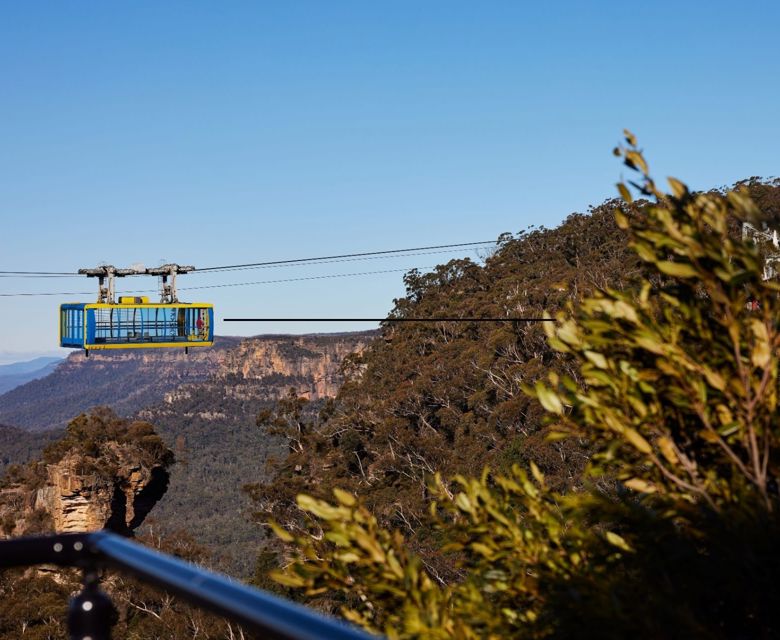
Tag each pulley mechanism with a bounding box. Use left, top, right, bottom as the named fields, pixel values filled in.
left=146, top=263, right=195, bottom=303
left=78, top=265, right=139, bottom=304
left=78, top=263, right=195, bottom=304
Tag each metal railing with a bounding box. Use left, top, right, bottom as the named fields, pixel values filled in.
left=0, top=531, right=377, bottom=640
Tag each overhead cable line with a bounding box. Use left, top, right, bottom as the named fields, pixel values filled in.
left=225, top=318, right=555, bottom=323
left=0, top=240, right=498, bottom=278
left=195, top=241, right=496, bottom=272
left=0, top=266, right=430, bottom=297
left=0, top=274, right=82, bottom=279
left=0, top=271, right=79, bottom=276
left=190, top=247, right=492, bottom=274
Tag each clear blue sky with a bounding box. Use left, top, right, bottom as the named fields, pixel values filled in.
left=1, top=1, right=778, bottom=361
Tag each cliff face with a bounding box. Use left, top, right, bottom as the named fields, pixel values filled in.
left=224, top=334, right=372, bottom=398
left=33, top=448, right=167, bottom=534
left=0, top=337, right=242, bottom=431
left=0, top=410, right=171, bottom=537
left=155, top=332, right=374, bottom=415
left=0, top=334, right=373, bottom=433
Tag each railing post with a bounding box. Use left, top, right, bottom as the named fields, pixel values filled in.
left=67, top=568, right=114, bottom=640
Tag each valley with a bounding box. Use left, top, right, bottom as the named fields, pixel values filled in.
left=0, top=331, right=374, bottom=575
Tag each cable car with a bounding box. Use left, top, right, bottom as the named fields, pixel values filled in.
left=59, top=264, right=213, bottom=354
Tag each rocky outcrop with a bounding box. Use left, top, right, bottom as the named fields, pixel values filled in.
left=0, top=410, right=171, bottom=537
left=222, top=333, right=373, bottom=399
left=32, top=450, right=167, bottom=534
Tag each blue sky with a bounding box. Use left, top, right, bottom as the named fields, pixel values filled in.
left=1, top=1, right=778, bottom=361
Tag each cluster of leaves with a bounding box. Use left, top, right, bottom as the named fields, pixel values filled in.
left=269, top=136, right=780, bottom=638
left=538, top=133, right=780, bottom=511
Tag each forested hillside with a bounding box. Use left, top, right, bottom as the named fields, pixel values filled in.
left=0, top=423, right=62, bottom=476
left=252, top=199, right=644, bottom=549
left=253, top=178, right=780, bottom=578
left=260, top=138, right=780, bottom=638
left=138, top=332, right=374, bottom=575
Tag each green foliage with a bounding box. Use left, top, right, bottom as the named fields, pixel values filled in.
left=41, top=407, right=173, bottom=473
left=540, top=133, right=780, bottom=510
left=269, top=136, right=780, bottom=638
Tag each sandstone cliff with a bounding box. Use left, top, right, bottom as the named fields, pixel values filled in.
left=150, top=332, right=375, bottom=420
left=0, top=333, right=373, bottom=432
left=0, top=336, right=242, bottom=431
left=0, top=409, right=171, bottom=537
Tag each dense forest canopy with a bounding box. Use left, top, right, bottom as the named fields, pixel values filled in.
left=256, top=138, right=780, bottom=638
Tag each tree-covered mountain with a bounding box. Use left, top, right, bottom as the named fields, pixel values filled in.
left=260, top=147, right=780, bottom=638
left=251, top=179, right=780, bottom=580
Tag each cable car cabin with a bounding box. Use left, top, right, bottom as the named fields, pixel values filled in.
left=60, top=297, right=214, bottom=352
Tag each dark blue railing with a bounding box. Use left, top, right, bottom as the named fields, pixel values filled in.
left=0, top=531, right=377, bottom=640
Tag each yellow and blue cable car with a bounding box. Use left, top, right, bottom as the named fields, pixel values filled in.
left=60, top=297, right=214, bottom=352
left=60, top=264, right=213, bottom=353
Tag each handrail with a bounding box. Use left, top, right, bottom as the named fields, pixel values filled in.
left=0, top=531, right=377, bottom=640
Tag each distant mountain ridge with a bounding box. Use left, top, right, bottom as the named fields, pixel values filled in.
left=0, top=357, right=63, bottom=396
left=0, top=357, right=62, bottom=376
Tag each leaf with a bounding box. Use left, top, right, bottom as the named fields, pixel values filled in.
left=535, top=382, right=564, bottom=415
left=271, top=570, right=307, bottom=588
left=530, top=461, right=544, bottom=485
left=296, top=494, right=342, bottom=521
left=667, top=177, right=688, bottom=199
left=584, top=350, right=609, bottom=370
left=268, top=520, right=294, bottom=543
left=656, top=437, right=678, bottom=465
left=616, top=183, right=633, bottom=205
left=750, top=319, right=772, bottom=368
left=455, top=492, right=474, bottom=513
left=605, top=530, right=634, bottom=552
left=656, top=261, right=698, bottom=278
left=471, top=542, right=497, bottom=559
left=704, top=367, right=726, bottom=391
left=624, top=477, right=657, bottom=493
left=354, top=531, right=386, bottom=563
left=625, top=150, right=648, bottom=175
left=333, top=487, right=357, bottom=507
left=623, top=427, right=652, bottom=454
